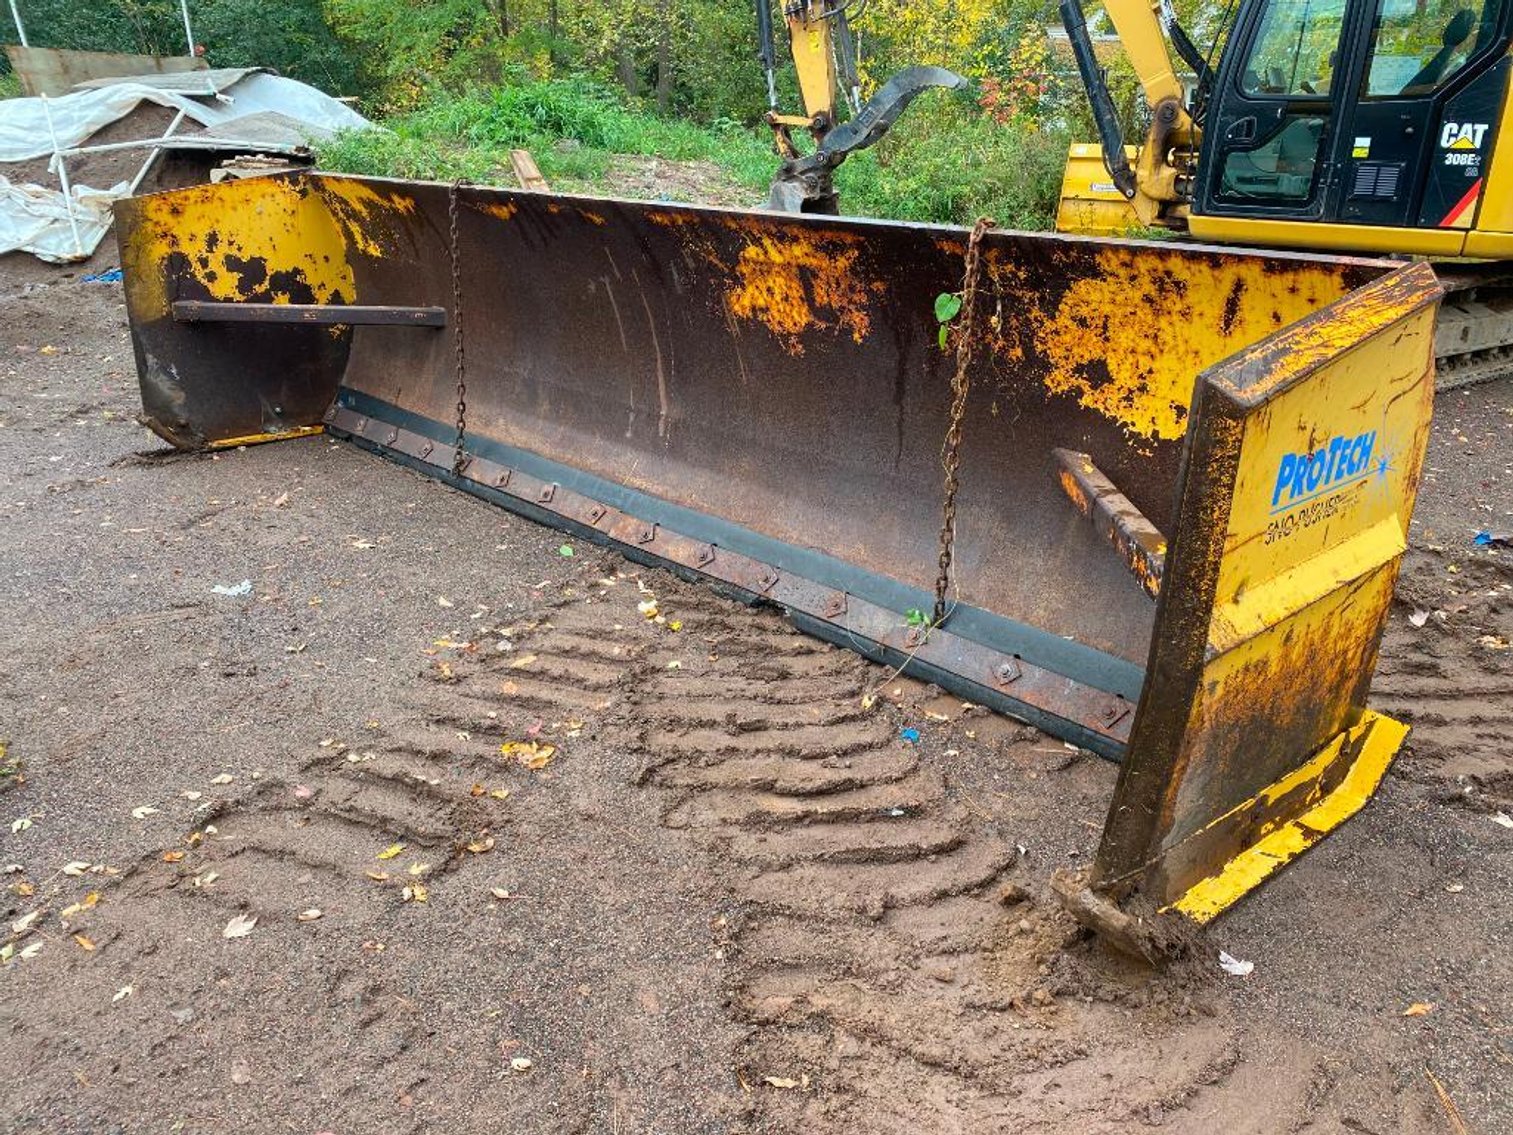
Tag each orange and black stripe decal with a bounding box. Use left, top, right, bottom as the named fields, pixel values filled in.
left=1440, top=178, right=1483, bottom=228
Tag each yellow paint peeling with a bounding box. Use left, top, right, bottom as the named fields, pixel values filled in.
left=1000, top=251, right=1355, bottom=444
left=119, top=177, right=355, bottom=322
left=314, top=178, right=416, bottom=259
left=479, top=200, right=519, bottom=222
left=724, top=234, right=871, bottom=355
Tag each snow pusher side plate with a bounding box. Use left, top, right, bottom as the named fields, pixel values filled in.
left=115, top=173, right=1439, bottom=920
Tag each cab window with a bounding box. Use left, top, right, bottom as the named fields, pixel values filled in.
left=1365, top=0, right=1507, bottom=95
left=1240, top=0, right=1350, bottom=97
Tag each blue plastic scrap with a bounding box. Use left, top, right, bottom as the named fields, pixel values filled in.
left=82, top=268, right=123, bottom=283
left=899, top=727, right=921, bottom=743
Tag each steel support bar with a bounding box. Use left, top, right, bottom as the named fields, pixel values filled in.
left=171, top=301, right=447, bottom=327
left=1054, top=448, right=1166, bottom=600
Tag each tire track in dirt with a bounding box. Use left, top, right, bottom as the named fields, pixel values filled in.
left=1376, top=553, right=1513, bottom=806
left=625, top=584, right=1240, bottom=1134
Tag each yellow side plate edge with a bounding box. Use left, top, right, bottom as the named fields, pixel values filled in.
left=207, top=425, right=326, bottom=450
left=1167, top=711, right=1409, bottom=924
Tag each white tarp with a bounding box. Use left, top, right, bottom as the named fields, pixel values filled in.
left=0, top=68, right=368, bottom=161
left=0, top=69, right=370, bottom=261
left=0, top=175, right=127, bottom=262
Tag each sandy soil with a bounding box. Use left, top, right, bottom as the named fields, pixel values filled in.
left=0, top=270, right=1509, bottom=1134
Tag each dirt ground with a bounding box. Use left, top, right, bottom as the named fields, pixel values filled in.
left=0, top=262, right=1509, bottom=1135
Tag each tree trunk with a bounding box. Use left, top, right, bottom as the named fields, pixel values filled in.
left=655, top=19, right=672, bottom=113
left=618, top=45, right=639, bottom=97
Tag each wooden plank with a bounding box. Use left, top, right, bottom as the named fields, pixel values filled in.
left=509, top=149, right=550, bottom=191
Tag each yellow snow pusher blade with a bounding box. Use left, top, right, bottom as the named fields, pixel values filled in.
left=114, top=173, right=1441, bottom=935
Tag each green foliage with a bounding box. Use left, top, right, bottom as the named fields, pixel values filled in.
left=0, top=0, right=358, bottom=92
left=316, top=79, right=775, bottom=193
left=837, top=97, right=1071, bottom=229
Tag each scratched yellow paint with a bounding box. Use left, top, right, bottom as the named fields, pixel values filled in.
left=120, top=177, right=355, bottom=322
left=725, top=234, right=871, bottom=354
left=313, top=177, right=416, bottom=258
left=1000, top=251, right=1356, bottom=444
left=1168, top=712, right=1406, bottom=923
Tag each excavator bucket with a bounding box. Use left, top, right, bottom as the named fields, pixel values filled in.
left=114, top=173, right=1441, bottom=926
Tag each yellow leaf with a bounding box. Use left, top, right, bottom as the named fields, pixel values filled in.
left=668, top=620, right=683, bottom=631
left=507, top=653, right=538, bottom=670
left=15, top=882, right=35, bottom=897
left=470, top=783, right=486, bottom=797
left=501, top=741, right=556, bottom=770
left=161, top=850, right=185, bottom=863
left=489, top=788, right=510, bottom=801
left=1403, top=1002, right=1435, bottom=1017
left=402, top=882, right=429, bottom=903
left=73, top=933, right=96, bottom=951
left=376, top=843, right=405, bottom=861
left=407, top=862, right=430, bottom=876
left=466, top=837, right=495, bottom=854
left=365, top=870, right=390, bottom=882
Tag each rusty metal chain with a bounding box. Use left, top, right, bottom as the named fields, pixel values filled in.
left=932, top=216, right=996, bottom=626
left=447, top=179, right=468, bottom=478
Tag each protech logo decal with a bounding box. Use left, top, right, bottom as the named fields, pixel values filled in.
left=1271, top=431, right=1376, bottom=512
left=1265, top=431, right=1383, bottom=544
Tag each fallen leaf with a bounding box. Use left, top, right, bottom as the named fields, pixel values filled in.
left=376, top=843, right=405, bottom=861
left=558, top=544, right=574, bottom=557
left=1403, top=1002, right=1435, bottom=1017
left=763, top=1076, right=801, bottom=1090
left=350, top=539, right=376, bottom=549
left=1445, top=882, right=1465, bottom=893
left=402, top=882, right=429, bottom=903
left=489, top=788, right=510, bottom=801
left=11, top=911, right=40, bottom=934
left=407, top=862, right=431, bottom=876
left=222, top=913, right=258, bottom=939
left=210, top=773, right=233, bottom=786
left=501, top=741, right=556, bottom=770
left=62, top=861, right=92, bottom=877
left=182, top=790, right=203, bottom=801
left=131, top=805, right=159, bottom=820
left=466, top=837, right=495, bottom=854
left=510, top=1056, right=533, bottom=1072
left=192, top=871, right=219, bottom=887
left=1492, top=813, right=1513, bottom=829
left=1408, top=608, right=1430, bottom=627
left=18, top=942, right=42, bottom=961
left=296, top=909, right=323, bottom=922
left=665, top=660, right=682, bottom=670
left=365, top=870, right=390, bottom=882
left=437, top=596, right=454, bottom=608
left=10, top=817, right=33, bottom=834
left=507, top=653, right=538, bottom=670
left=490, top=887, right=511, bottom=900
left=668, top=620, right=683, bottom=632
left=271, top=491, right=290, bottom=508
left=637, top=600, right=659, bottom=619
left=470, top=783, right=486, bottom=797
left=162, top=850, right=186, bottom=863
left=15, top=882, right=34, bottom=897
left=60, top=892, right=100, bottom=918
left=73, top=933, right=96, bottom=951
left=112, top=984, right=133, bottom=1003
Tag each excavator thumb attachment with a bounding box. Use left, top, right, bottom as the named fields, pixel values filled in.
left=768, top=65, right=968, bottom=213
left=115, top=173, right=1441, bottom=930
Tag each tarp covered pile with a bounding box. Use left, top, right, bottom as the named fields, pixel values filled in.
left=1, top=68, right=369, bottom=262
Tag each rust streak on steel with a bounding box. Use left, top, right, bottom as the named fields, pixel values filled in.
left=1054, top=448, right=1167, bottom=600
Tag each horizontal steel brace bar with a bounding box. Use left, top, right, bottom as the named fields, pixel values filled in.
left=171, top=301, right=448, bottom=327
left=324, top=401, right=1139, bottom=757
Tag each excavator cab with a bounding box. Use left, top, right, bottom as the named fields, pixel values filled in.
left=1196, top=0, right=1513, bottom=253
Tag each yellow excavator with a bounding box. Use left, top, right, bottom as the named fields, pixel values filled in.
left=756, top=0, right=967, bottom=212
left=1058, top=0, right=1513, bottom=381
